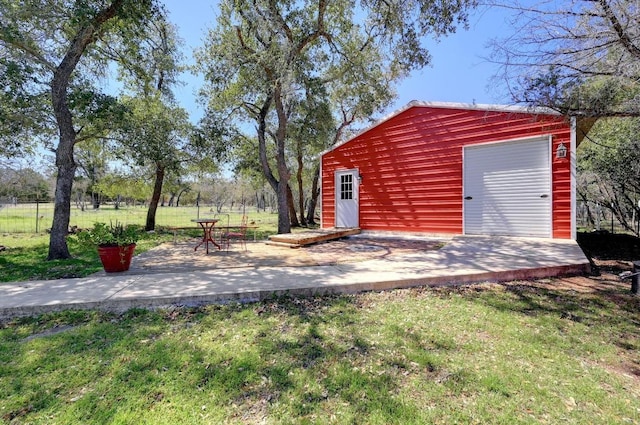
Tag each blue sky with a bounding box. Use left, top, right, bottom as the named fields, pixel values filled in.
left=163, top=1, right=514, bottom=122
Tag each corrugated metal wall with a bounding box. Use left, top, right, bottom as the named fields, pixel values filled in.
left=321, top=105, right=573, bottom=238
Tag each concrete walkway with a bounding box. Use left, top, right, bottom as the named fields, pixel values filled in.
left=0, top=235, right=591, bottom=321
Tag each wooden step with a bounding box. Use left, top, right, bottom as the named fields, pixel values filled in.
left=268, top=228, right=361, bottom=247
left=264, top=241, right=302, bottom=249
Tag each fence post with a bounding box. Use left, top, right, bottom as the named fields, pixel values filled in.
left=610, top=203, right=614, bottom=233
left=35, top=199, right=39, bottom=233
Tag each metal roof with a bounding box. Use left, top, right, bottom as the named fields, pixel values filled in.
left=324, top=100, right=562, bottom=154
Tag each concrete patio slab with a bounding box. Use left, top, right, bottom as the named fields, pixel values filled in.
left=0, top=235, right=591, bottom=322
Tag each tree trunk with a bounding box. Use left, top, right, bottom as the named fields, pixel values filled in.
left=296, top=145, right=307, bottom=226
left=274, top=84, right=292, bottom=234
left=306, top=164, right=320, bottom=225
left=48, top=72, right=78, bottom=260
left=48, top=153, right=75, bottom=259
left=176, top=188, right=189, bottom=207
left=256, top=93, right=292, bottom=234
left=287, top=184, right=300, bottom=227
left=91, top=191, right=100, bottom=209
left=47, top=0, right=126, bottom=260
left=276, top=179, right=291, bottom=233
left=76, top=190, right=85, bottom=211
left=145, top=165, right=165, bottom=231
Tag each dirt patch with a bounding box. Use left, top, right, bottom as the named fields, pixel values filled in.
left=499, top=271, right=630, bottom=294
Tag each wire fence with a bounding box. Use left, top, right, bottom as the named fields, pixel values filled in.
left=0, top=199, right=278, bottom=234
left=7, top=198, right=630, bottom=235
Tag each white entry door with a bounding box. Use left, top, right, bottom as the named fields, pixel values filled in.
left=463, top=137, right=552, bottom=237
left=335, top=170, right=359, bottom=228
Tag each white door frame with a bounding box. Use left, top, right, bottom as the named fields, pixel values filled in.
left=335, top=169, right=359, bottom=228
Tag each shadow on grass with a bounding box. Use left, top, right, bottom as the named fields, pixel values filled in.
left=234, top=294, right=457, bottom=421
left=448, top=279, right=640, bottom=330
left=577, top=232, right=640, bottom=262
left=438, top=280, right=640, bottom=378
left=0, top=245, right=102, bottom=282
left=5, top=282, right=638, bottom=423
left=1, top=295, right=433, bottom=423
left=0, top=232, right=175, bottom=283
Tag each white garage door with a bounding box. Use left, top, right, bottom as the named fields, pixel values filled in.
left=463, top=137, right=552, bottom=238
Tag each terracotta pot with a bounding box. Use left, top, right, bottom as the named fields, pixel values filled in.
left=97, top=243, right=136, bottom=273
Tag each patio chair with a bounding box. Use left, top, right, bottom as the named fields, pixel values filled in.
left=221, top=215, right=248, bottom=251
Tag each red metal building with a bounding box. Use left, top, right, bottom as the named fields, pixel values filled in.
left=321, top=101, right=585, bottom=239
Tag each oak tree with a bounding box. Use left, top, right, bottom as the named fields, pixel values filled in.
left=0, top=0, right=159, bottom=259
left=115, top=20, right=193, bottom=231
left=197, top=0, right=475, bottom=234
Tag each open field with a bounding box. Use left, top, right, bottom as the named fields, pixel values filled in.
left=0, top=203, right=279, bottom=233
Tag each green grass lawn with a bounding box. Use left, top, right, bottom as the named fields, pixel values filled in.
left=1, top=286, right=639, bottom=424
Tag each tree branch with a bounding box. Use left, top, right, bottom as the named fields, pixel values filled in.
left=598, top=0, right=640, bottom=59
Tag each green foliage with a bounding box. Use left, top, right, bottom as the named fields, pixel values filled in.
left=0, top=0, right=162, bottom=259
left=94, top=172, right=150, bottom=203
left=0, top=58, right=51, bottom=157
left=0, top=167, right=51, bottom=201
left=198, top=0, right=475, bottom=233
left=577, top=117, right=640, bottom=233
left=75, top=222, right=141, bottom=247
left=0, top=0, right=160, bottom=155
left=115, top=19, right=184, bottom=100
left=114, top=18, right=199, bottom=176
left=69, top=87, right=130, bottom=140
left=117, top=95, right=192, bottom=172
left=580, top=118, right=640, bottom=183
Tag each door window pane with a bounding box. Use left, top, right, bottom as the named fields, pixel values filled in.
left=340, top=174, right=353, bottom=200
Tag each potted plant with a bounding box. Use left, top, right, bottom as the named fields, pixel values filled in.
left=77, top=222, right=140, bottom=272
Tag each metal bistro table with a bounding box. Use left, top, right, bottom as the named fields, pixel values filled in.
left=191, top=218, right=221, bottom=254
